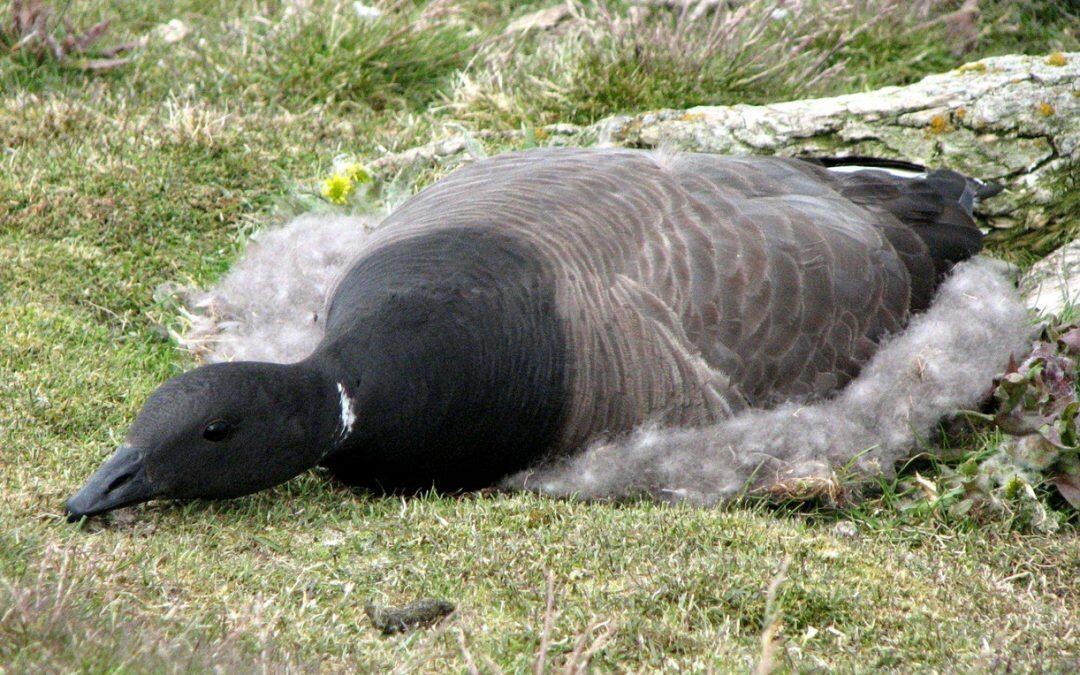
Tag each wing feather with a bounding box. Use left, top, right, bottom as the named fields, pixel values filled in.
left=362, top=148, right=938, bottom=451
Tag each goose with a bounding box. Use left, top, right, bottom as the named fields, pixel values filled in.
left=66, top=147, right=1017, bottom=519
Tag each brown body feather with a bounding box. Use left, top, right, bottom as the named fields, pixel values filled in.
left=339, top=148, right=974, bottom=454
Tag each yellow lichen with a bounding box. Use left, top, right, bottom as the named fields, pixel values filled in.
left=954, top=107, right=966, bottom=120
left=926, top=114, right=952, bottom=136
left=1037, top=102, right=1055, bottom=117
left=958, top=62, right=987, bottom=73
left=679, top=112, right=706, bottom=122
left=1046, top=52, right=1068, bottom=67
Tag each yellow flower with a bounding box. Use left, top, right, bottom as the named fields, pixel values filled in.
left=321, top=173, right=355, bottom=205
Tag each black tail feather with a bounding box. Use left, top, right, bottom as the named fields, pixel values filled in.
left=804, top=156, right=994, bottom=312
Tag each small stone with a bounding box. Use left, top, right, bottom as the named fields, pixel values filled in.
left=352, top=2, right=382, bottom=20
left=365, top=598, right=455, bottom=635
left=505, top=5, right=571, bottom=34
left=832, top=520, right=858, bottom=538
left=1020, top=240, right=1080, bottom=317
left=544, top=123, right=582, bottom=136
left=152, top=19, right=190, bottom=45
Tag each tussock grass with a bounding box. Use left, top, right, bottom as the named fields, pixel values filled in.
left=450, top=0, right=1080, bottom=127
left=988, top=160, right=1080, bottom=259
left=453, top=0, right=897, bottom=126
left=186, top=1, right=473, bottom=112
left=2, top=0, right=1078, bottom=670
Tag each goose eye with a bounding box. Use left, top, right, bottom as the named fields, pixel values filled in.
left=203, top=420, right=233, bottom=442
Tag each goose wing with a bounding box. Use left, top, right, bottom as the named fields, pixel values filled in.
left=360, top=148, right=956, bottom=450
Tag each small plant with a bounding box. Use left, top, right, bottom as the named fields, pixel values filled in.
left=909, top=320, right=1080, bottom=531
left=320, top=159, right=373, bottom=206
left=2, top=0, right=131, bottom=70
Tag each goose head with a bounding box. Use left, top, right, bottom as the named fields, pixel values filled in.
left=65, top=361, right=339, bottom=520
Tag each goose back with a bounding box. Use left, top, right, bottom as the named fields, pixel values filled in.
left=325, top=148, right=972, bottom=455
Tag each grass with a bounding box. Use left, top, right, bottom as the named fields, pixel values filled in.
left=2, top=0, right=1078, bottom=670
left=452, top=0, right=1080, bottom=126
left=988, top=159, right=1080, bottom=259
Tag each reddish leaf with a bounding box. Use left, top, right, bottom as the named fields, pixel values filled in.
left=5, top=1, right=127, bottom=66
left=73, top=20, right=111, bottom=52
left=99, top=40, right=138, bottom=58
left=1060, top=326, right=1080, bottom=355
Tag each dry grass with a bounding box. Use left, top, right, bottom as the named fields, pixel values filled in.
left=0, top=546, right=298, bottom=672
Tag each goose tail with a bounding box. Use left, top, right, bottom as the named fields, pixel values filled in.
left=803, top=156, right=1001, bottom=306
left=811, top=155, right=1002, bottom=217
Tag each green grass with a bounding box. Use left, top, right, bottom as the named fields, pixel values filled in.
left=2, top=0, right=1079, bottom=670
left=988, top=160, right=1080, bottom=259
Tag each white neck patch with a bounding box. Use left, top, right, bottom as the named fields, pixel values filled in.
left=336, top=383, right=356, bottom=442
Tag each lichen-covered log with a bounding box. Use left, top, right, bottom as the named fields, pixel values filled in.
left=372, top=53, right=1077, bottom=238
left=595, top=52, right=1079, bottom=232
left=366, top=52, right=1078, bottom=284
